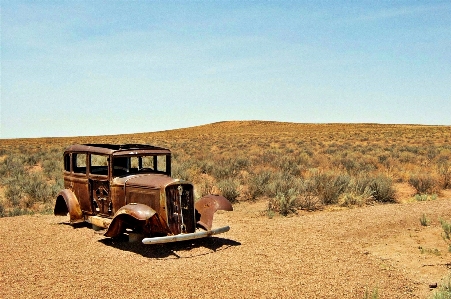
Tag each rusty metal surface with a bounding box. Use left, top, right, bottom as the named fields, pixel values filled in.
left=195, top=195, right=233, bottom=230
left=142, top=226, right=230, bottom=244
left=65, top=144, right=171, bottom=156
left=121, top=174, right=176, bottom=189
left=55, top=143, right=233, bottom=243
left=104, top=203, right=157, bottom=237
left=54, top=189, right=83, bottom=223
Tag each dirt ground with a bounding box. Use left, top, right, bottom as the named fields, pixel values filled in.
left=1, top=195, right=451, bottom=299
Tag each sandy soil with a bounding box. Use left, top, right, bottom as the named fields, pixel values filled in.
left=1, top=198, right=451, bottom=299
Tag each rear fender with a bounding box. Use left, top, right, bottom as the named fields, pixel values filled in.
left=195, top=195, right=233, bottom=230
left=54, top=189, right=83, bottom=223
left=104, top=203, right=171, bottom=238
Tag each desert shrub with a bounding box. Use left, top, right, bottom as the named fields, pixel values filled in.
left=437, top=158, right=451, bottom=189
left=194, top=174, right=216, bottom=199
left=268, top=190, right=299, bottom=216
left=296, top=177, right=322, bottom=211
left=24, top=172, right=53, bottom=205
left=0, top=155, right=26, bottom=183
left=5, top=184, right=23, bottom=207
left=217, top=179, right=240, bottom=203
left=246, top=170, right=272, bottom=200
left=341, top=191, right=371, bottom=207
left=0, top=198, right=5, bottom=217
left=267, top=173, right=302, bottom=198
left=368, top=175, right=396, bottom=203
left=171, top=160, right=192, bottom=181
left=307, top=170, right=350, bottom=205
left=440, top=219, right=451, bottom=252
left=409, top=173, right=439, bottom=195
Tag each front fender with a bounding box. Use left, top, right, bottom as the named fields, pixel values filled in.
left=54, top=189, right=83, bottom=223
left=195, top=194, right=233, bottom=230
left=104, top=203, right=170, bottom=238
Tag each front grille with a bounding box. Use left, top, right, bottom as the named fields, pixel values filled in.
left=165, top=184, right=195, bottom=234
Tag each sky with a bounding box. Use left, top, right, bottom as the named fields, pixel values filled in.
left=1, top=1, right=450, bottom=138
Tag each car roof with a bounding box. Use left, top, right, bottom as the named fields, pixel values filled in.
left=64, top=144, right=171, bottom=155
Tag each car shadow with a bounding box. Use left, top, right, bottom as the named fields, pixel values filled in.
left=99, top=235, right=241, bottom=259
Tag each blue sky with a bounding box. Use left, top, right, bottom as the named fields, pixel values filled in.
left=1, top=1, right=450, bottom=138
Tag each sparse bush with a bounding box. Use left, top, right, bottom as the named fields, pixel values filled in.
left=440, top=219, right=451, bottom=252
left=308, top=170, right=350, bottom=205
left=246, top=170, right=272, bottom=200
left=437, top=158, right=451, bottom=189
left=341, top=192, right=369, bottom=207
left=368, top=175, right=396, bottom=203
left=217, top=179, right=240, bottom=203
left=267, top=173, right=302, bottom=198
left=409, top=173, right=439, bottom=195
left=268, top=190, right=299, bottom=216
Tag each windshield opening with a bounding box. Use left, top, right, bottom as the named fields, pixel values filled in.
left=113, top=155, right=168, bottom=177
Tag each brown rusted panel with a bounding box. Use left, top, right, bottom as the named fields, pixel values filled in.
left=110, top=184, right=125, bottom=215
left=124, top=174, right=176, bottom=190
left=195, top=195, right=233, bottom=230
left=65, top=144, right=171, bottom=156
left=54, top=189, right=83, bottom=223
left=104, top=203, right=165, bottom=237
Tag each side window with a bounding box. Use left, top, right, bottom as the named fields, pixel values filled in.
left=113, top=157, right=130, bottom=177
left=90, top=154, right=108, bottom=176
left=64, top=154, right=71, bottom=172
left=141, top=156, right=155, bottom=169
left=73, top=153, right=87, bottom=174
left=156, top=155, right=167, bottom=172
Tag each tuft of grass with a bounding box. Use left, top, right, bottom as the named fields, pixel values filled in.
left=420, top=214, right=431, bottom=226
left=418, top=246, right=441, bottom=256
left=432, top=275, right=451, bottom=299
left=415, top=194, right=438, bottom=201
left=363, top=286, right=379, bottom=299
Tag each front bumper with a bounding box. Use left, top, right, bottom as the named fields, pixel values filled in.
left=141, top=226, right=230, bottom=244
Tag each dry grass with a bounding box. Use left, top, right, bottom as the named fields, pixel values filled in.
left=1, top=121, right=450, bottom=216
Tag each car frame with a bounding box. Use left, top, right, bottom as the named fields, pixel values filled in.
left=54, top=143, right=232, bottom=244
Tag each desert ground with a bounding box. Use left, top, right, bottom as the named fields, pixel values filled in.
left=1, top=121, right=451, bottom=298
left=1, top=191, right=451, bottom=299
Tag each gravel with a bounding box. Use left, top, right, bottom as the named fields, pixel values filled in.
left=1, top=199, right=451, bottom=299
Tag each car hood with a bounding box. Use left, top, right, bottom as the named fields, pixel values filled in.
left=113, top=174, right=186, bottom=189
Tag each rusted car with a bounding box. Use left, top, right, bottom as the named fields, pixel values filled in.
left=54, top=144, right=233, bottom=244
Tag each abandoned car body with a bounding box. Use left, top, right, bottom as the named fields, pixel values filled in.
left=54, top=144, right=233, bottom=244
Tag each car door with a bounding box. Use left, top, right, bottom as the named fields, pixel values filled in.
left=68, top=152, right=92, bottom=213
left=89, top=154, right=112, bottom=216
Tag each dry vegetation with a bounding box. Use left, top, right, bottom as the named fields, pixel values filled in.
left=1, top=121, right=451, bottom=298
left=1, top=121, right=450, bottom=216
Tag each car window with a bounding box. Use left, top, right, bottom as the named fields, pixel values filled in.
left=156, top=155, right=167, bottom=172
left=64, top=154, right=71, bottom=172
left=73, top=153, right=87, bottom=174
left=90, top=154, right=108, bottom=176
left=112, top=155, right=168, bottom=176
